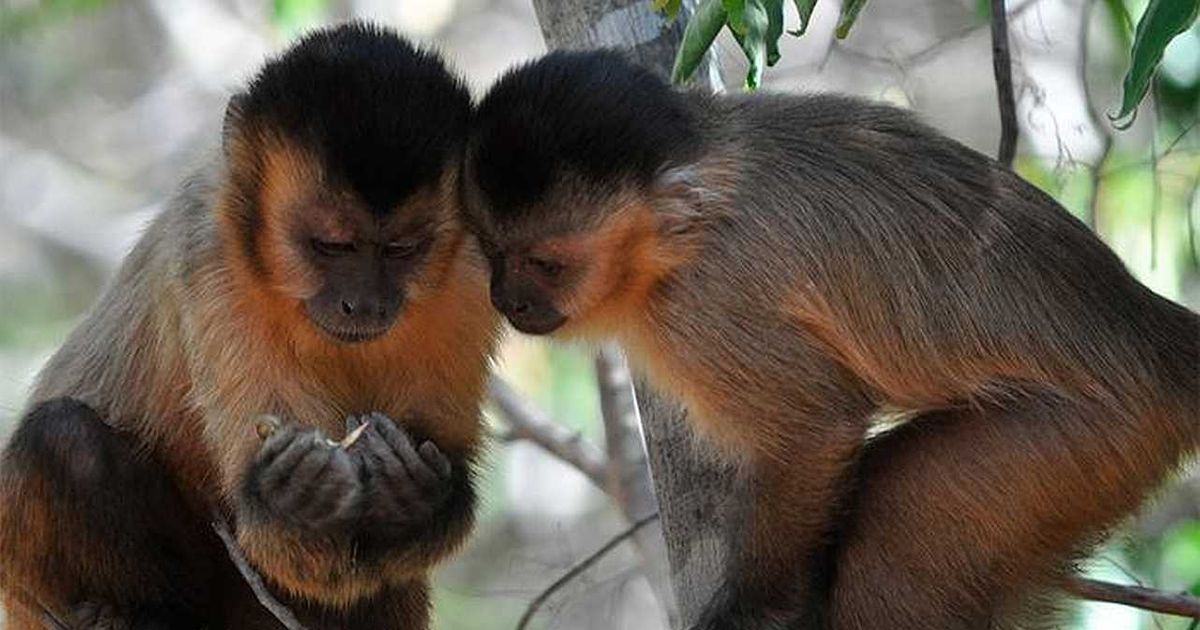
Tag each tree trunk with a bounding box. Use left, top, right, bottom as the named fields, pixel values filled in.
left=528, top=3, right=735, bottom=628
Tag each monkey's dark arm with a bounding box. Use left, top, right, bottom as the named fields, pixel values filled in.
left=0, top=398, right=215, bottom=629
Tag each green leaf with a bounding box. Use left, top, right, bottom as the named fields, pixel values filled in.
left=789, top=0, right=818, bottom=36
left=739, top=0, right=771, bottom=89
left=653, top=0, right=684, bottom=20
left=765, top=0, right=785, bottom=65
left=835, top=0, right=869, bottom=39
left=724, top=0, right=747, bottom=35
left=1110, top=0, right=1199, bottom=129
left=671, top=0, right=728, bottom=84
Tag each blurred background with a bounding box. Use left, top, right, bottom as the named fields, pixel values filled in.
left=0, top=0, right=1196, bottom=628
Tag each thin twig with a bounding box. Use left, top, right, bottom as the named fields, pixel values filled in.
left=1065, top=576, right=1200, bottom=619
left=488, top=376, right=608, bottom=488
left=516, top=513, right=661, bottom=630
left=1079, top=0, right=1112, bottom=231
left=991, top=0, right=1019, bottom=166
left=826, top=0, right=1043, bottom=71
left=212, top=516, right=308, bottom=630
left=505, top=504, right=1200, bottom=625
left=1150, top=91, right=1162, bottom=269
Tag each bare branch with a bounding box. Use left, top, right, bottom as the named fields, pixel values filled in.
left=516, top=513, right=660, bottom=630
left=826, top=0, right=1043, bottom=71
left=488, top=376, right=608, bottom=488
left=595, top=345, right=651, bottom=508
left=594, top=345, right=679, bottom=622
left=212, top=517, right=307, bottom=630
left=1079, top=0, right=1112, bottom=230
left=1065, top=576, right=1200, bottom=619
left=991, top=0, right=1019, bottom=166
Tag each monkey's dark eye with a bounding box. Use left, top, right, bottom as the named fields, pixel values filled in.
left=525, top=256, right=563, bottom=277
left=384, top=239, right=425, bottom=259
left=311, top=239, right=356, bottom=257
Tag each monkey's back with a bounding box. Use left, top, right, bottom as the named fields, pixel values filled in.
left=689, top=93, right=1197, bottom=422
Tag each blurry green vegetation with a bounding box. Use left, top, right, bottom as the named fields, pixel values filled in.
left=0, top=0, right=111, bottom=36
left=272, top=0, right=330, bottom=35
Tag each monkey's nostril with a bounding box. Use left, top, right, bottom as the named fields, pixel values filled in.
left=512, top=302, right=531, bottom=316
left=340, top=301, right=355, bottom=315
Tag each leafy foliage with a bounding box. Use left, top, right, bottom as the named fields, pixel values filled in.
left=1110, top=0, right=1199, bottom=129
left=663, top=0, right=1199, bottom=122
left=666, top=0, right=869, bottom=89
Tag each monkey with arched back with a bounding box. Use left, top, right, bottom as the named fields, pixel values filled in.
left=464, top=50, right=1199, bottom=629
left=0, top=23, right=499, bottom=629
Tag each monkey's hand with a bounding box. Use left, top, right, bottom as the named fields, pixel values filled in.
left=346, top=412, right=453, bottom=537
left=242, top=424, right=362, bottom=534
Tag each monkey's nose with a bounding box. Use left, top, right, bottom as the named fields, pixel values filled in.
left=511, top=302, right=532, bottom=316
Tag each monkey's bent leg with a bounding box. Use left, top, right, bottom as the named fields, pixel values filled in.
left=0, top=398, right=215, bottom=629
left=831, top=396, right=1177, bottom=630
left=693, top=412, right=869, bottom=630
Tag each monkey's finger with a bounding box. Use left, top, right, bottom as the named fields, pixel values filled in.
left=418, top=441, right=452, bottom=480
left=378, top=422, right=440, bottom=490
left=257, top=424, right=300, bottom=463
left=286, top=443, right=336, bottom=493
left=309, top=453, right=361, bottom=517
left=259, top=429, right=321, bottom=492
left=255, top=415, right=282, bottom=441
left=344, top=415, right=362, bottom=434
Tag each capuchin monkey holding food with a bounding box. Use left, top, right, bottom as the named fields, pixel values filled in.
left=0, top=23, right=498, bottom=629
left=464, top=50, right=1199, bottom=629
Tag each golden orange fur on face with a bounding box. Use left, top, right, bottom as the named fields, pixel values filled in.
left=520, top=198, right=699, bottom=341
left=219, top=136, right=472, bottom=349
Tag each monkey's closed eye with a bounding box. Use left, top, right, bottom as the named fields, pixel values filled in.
left=384, top=239, right=426, bottom=260
left=525, top=256, right=563, bottom=277
left=312, top=239, right=357, bottom=257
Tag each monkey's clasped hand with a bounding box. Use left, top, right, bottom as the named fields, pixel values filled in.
left=243, top=414, right=454, bottom=538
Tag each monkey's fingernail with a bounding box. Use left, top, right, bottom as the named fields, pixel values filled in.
left=255, top=415, right=282, bottom=440
left=339, top=421, right=370, bottom=449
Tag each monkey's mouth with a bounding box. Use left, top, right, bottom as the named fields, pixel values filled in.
left=311, top=320, right=393, bottom=344
left=505, top=311, right=568, bottom=336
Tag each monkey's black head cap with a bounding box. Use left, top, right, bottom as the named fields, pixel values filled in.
left=230, top=22, right=471, bottom=213
left=470, top=49, right=700, bottom=216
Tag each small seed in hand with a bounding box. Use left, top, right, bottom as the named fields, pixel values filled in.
left=255, top=415, right=282, bottom=441
left=339, top=420, right=370, bottom=449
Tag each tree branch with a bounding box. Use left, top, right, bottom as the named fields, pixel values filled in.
left=594, top=345, right=679, bottom=622
left=1065, top=576, right=1200, bottom=619
left=487, top=376, right=608, bottom=488
left=212, top=517, right=307, bottom=630
left=991, top=0, right=1019, bottom=166
left=516, top=513, right=660, bottom=630
left=511, top=506, right=1200, bottom=626
left=1079, top=0, right=1112, bottom=230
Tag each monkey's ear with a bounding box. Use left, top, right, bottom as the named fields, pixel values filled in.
left=222, top=93, right=248, bottom=156
left=650, top=164, right=726, bottom=240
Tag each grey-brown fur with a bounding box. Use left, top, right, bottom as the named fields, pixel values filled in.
left=467, top=51, right=1199, bottom=630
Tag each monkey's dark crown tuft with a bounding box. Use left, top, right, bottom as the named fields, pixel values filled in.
left=470, top=50, right=700, bottom=216
left=231, top=22, right=471, bottom=213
